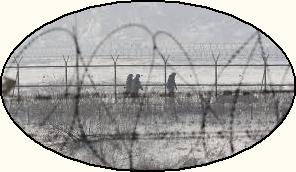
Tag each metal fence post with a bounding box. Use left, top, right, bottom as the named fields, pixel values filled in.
left=161, top=55, right=170, bottom=96
left=63, top=56, right=70, bottom=96
left=264, top=60, right=267, bottom=92
left=111, top=55, right=119, bottom=102
left=12, top=56, right=22, bottom=103
left=114, top=61, right=117, bottom=101
left=16, top=62, right=20, bottom=102
left=261, top=54, right=269, bottom=92
left=211, top=51, right=220, bottom=97
left=27, top=107, right=30, bottom=125
left=164, top=61, right=167, bottom=96
left=215, top=60, right=218, bottom=97
left=65, top=64, right=68, bottom=95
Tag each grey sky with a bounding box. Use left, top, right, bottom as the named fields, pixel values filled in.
left=14, top=2, right=283, bottom=64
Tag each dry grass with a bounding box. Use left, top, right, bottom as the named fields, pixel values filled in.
left=3, top=90, right=294, bottom=169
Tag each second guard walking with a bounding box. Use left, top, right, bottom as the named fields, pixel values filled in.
left=131, top=74, right=143, bottom=97
left=167, top=72, right=177, bottom=96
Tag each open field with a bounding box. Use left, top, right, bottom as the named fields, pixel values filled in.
left=3, top=90, right=294, bottom=169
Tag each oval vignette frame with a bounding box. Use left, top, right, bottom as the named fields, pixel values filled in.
left=0, top=1, right=295, bottom=171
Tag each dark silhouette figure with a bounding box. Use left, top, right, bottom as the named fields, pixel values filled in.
left=2, top=77, right=16, bottom=96
left=167, top=72, right=177, bottom=96
left=124, top=74, right=133, bottom=97
left=131, top=74, right=143, bottom=97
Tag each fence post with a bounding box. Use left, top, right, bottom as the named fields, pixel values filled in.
left=63, top=56, right=70, bottom=97
left=65, top=63, right=68, bottom=96
left=27, top=107, right=30, bottom=125
left=264, top=60, right=267, bottom=92
left=261, top=54, right=268, bottom=92
left=114, top=61, right=117, bottom=102
left=16, top=62, right=20, bottom=103
left=215, top=61, right=218, bottom=97
left=161, top=55, right=170, bottom=96
left=211, top=51, right=220, bottom=98
left=12, top=56, right=23, bottom=103
left=164, top=61, right=167, bottom=96
left=111, top=55, right=119, bottom=102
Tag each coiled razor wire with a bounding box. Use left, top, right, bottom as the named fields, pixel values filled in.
left=1, top=23, right=291, bottom=168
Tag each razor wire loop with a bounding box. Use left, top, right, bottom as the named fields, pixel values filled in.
left=153, top=31, right=200, bottom=85
left=217, top=32, right=258, bottom=80
left=7, top=27, right=111, bottom=165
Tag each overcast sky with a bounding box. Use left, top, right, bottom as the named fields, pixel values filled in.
left=13, top=2, right=283, bottom=63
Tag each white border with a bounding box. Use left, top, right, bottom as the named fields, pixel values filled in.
left=0, top=0, right=295, bottom=171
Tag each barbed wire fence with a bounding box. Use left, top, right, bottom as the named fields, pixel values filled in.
left=5, top=60, right=293, bottom=102
left=2, top=23, right=294, bottom=169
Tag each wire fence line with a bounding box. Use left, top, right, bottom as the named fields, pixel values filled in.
left=5, top=26, right=293, bottom=100
left=6, top=61, right=293, bottom=101
left=5, top=64, right=291, bottom=68
left=13, top=84, right=294, bottom=87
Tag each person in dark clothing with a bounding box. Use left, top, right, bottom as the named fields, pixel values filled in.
left=131, top=74, right=143, bottom=97
left=2, top=77, right=16, bottom=96
left=167, top=72, right=177, bottom=96
left=124, top=74, right=133, bottom=96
